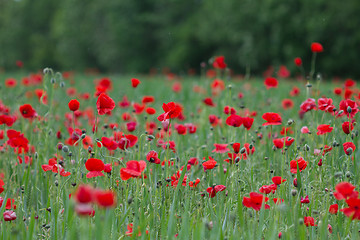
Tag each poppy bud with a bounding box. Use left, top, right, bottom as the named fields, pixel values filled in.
left=35, top=152, right=38, bottom=159
left=240, top=148, right=246, bottom=154
left=298, top=218, right=304, bottom=225
left=317, top=159, right=322, bottom=167
left=306, top=84, right=312, bottom=88
left=347, top=106, right=352, bottom=113
left=332, top=140, right=338, bottom=147
left=46, top=207, right=51, bottom=213
left=264, top=157, right=268, bottom=160
left=346, top=171, right=351, bottom=178
left=51, top=78, right=56, bottom=84
left=55, top=180, right=58, bottom=186
left=60, top=82, right=65, bottom=88
left=227, top=85, right=232, bottom=90
left=147, top=135, right=155, bottom=140
left=43, top=68, right=50, bottom=74
left=293, top=178, right=297, bottom=187
left=337, top=110, right=344, bottom=115
left=62, top=145, right=69, bottom=153
left=334, top=172, right=343, bottom=178
left=291, top=189, right=298, bottom=196
left=287, top=119, right=294, bottom=125
left=304, top=144, right=310, bottom=151
left=81, top=134, right=86, bottom=139
left=316, top=74, right=322, bottom=81
left=347, top=148, right=354, bottom=155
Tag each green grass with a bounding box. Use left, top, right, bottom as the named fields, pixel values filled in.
left=0, top=70, right=359, bottom=239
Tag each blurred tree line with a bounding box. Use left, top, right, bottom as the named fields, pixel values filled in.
left=0, top=0, right=360, bottom=77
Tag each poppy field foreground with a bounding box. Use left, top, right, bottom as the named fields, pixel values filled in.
left=1, top=67, right=360, bottom=239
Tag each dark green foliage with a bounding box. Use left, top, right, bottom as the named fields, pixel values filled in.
left=0, top=0, right=360, bottom=77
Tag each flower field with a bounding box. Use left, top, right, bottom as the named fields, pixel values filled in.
left=1, top=49, right=360, bottom=239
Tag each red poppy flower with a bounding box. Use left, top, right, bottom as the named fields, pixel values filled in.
left=206, top=185, right=226, bottom=198
left=189, top=178, right=201, bottom=188
left=202, top=157, right=217, bottom=170
left=5, top=78, right=17, bottom=88
left=175, top=124, right=187, bottom=135
left=232, top=143, right=241, bottom=154
left=242, top=192, right=270, bottom=211
left=294, top=57, right=302, bottom=66
left=333, top=88, right=342, bottom=96
left=101, top=137, right=118, bottom=151
left=0, top=179, right=4, bottom=194
left=120, top=160, right=146, bottom=180
left=272, top=176, right=286, bottom=185
left=146, top=150, right=160, bottom=164
left=341, top=198, right=360, bottom=220
left=19, top=104, right=37, bottom=119
left=264, top=77, right=278, bottom=89
left=146, top=107, right=156, bottom=115
left=213, top=56, right=227, bottom=69
left=277, top=66, right=290, bottom=78
left=242, top=117, right=254, bottom=130
left=85, top=158, right=105, bottom=178
left=342, top=122, right=354, bottom=134
left=3, top=210, right=16, bottom=221
left=6, top=129, right=29, bottom=152
left=126, top=122, right=137, bottom=132
left=0, top=115, right=15, bottom=127
left=282, top=99, right=294, bottom=110
left=185, top=123, right=197, bottom=134
left=316, top=124, right=333, bottom=135
left=333, top=182, right=358, bottom=200
left=212, top=144, right=230, bottom=153
left=188, top=157, right=199, bottom=166
left=300, top=98, right=316, bottom=113
left=329, top=204, right=338, bottom=214
left=119, top=95, right=130, bottom=108
left=318, top=98, right=335, bottom=112
left=274, top=137, right=286, bottom=149
left=290, top=86, right=300, bottom=96
left=203, top=97, right=216, bottom=107
left=74, top=185, right=94, bottom=204
left=259, top=184, right=277, bottom=194
left=133, top=102, right=145, bottom=114
left=226, top=114, right=243, bottom=127
left=343, top=142, right=356, bottom=155
left=131, top=78, right=141, bottom=88
left=96, top=93, right=115, bottom=115
left=157, top=102, right=182, bottom=122
left=68, top=99, right=80, bottom=112
left=290, top=157, right=308, bottom=173
left=339, top=99, right=358, bottom=118
left=311, top=42, right=323, bottom=53
left=344, top=79, right=356, bottom=88
left=262, top=112, right=282, bottom=126
left=301, top=195, right=310, bottom=204
left=304, top=216, right=317, bottom=226
left=94, top=190, right=116, bottom=208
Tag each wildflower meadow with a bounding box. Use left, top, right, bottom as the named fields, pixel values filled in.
left=1, top=43, right=360, bottom=239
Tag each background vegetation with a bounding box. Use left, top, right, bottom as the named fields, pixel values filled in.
left=0, top=0, right=360, bottom=77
